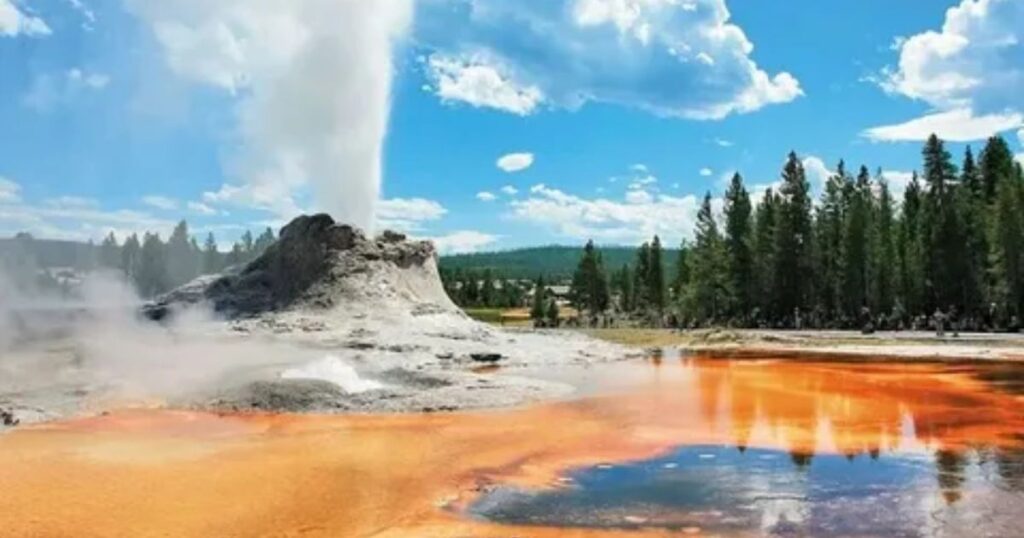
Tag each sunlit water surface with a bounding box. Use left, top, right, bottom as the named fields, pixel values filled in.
left=0, top=354, right=1021, bottom=537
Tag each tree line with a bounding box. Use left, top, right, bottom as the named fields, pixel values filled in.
left=440, top=267, right=528, bottom=309
left=94, top=220, right=276, bottom=298
left=568, top=134, right=1024, bottom=332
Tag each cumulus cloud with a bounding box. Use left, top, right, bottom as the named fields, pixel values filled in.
left=141, top=195, right=179, bottom=211
left=511, top=183, right=700, bottom=244
left=500, top=185, right=518, bottom=196
left=430, top=230, right=498, bottom=254
left=712, top=137, right=734, bottom=147
left=416, top=0, right=802, bottom=120
left=0, top=0, right=50, bottom=37
left=426, top=54, right=543, bottom=115
left=376, top=197, right=447, bottom=231
left=699, top=167, right=713, bottom=177
left=496, top=152, right=535, bottom=173
left=476, top=191, right=497, bottom=202
left=125, top=0, right=413, bottom=230
left=868, top=0, right=1024, bottom=141
left=863, top=108, right=1023, bottom=142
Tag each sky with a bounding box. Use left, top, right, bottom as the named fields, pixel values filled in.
left=1, top=0, right=1023, bottom=253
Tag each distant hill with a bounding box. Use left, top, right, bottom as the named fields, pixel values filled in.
left=440, top=245, right=679, bottom=281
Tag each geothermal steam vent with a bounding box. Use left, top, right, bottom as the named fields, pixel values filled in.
left=146, top=214, right=455, bottom=320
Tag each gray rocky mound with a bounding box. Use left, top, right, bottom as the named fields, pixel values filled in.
left=145, top=213, right=452, bottom=320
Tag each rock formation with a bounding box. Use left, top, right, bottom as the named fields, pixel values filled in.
left=145, top=214, right=453, bottom=320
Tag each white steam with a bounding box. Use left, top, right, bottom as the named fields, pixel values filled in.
left=126, top=0, right=414, bottom=230
left=281, top=355, right=386, bottom=394
left=0, top=269, right=332, bottom=420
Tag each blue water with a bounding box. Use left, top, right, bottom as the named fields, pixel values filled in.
left=470, top=444, right=1023, bottom=536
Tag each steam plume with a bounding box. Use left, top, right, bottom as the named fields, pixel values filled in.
left=126, top=0, right=414, bottom=230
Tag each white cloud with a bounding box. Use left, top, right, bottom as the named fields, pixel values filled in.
left=476, top=191, right=497, bottom=202
left=430, top=230, right=499, bottom=254
left=417, top=0, right=802, bottom=119
left=802, top=156, right=834, bottom=193
left=496, top=152, right=535, bottom=173
left=863, top=108, right=1023, bottom=142
left=426, top=54, right=543, bottom=115
left=376, top=197, right=447, bottom=231
left=187, top=201, right=217, bottom=216
left=880, top=170, right=916, bottom=201
left=699, top=167, right=713, bottom=177
left=0, top=176, right=22, bottom=203
left=142, top=195, right=179, bottom=211
left=22, top=69, right=111, bottom=111
left=44, top=196, right=98, bottom=209
left=0, top=200, right=177, bottom=242
left=872, top=0, right=1024, bottom=141
left=511, top=183, right=700, bottom=244
left=0, top=0, right=50, bottom=37
left=126, top=0, right=414, bottom=230
left=500, top=185, right=518, bottom=196
left=712, top=138, right=734, bottom=147
left=625, top=189, right=654, bottom=204
left=201, top=182, right=302, bottom=217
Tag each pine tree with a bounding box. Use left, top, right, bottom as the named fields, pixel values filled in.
left=570, top=240, right=610, bottom=316
left=670, top=241, right=691, bottom=302
left=632, top=242, right=651, bottom=310
left=989, top=150, right=1024, bottom=319
left=138, top=233, right=169, bottom=298
left=687, top=193, right=728, bottom=324
left=752, top=187, right=777, bottom=321
left=615, top=264, right=634, bottom=312
left=254, top=227, right=276, bottom=254
left=202, top=233, right=220, bottom=275
left=166, top=220, right=197, bottom=287
left=480, top=269, right=496, bottom=307
left=896, top=173, right=926, bottom=317
left=530, top=276, right=547, bottom=323
left=120, top=234, right=142, bottom=281
left=979, top=135, right=1015, bottom=204
left=815, top=162, right=846, bottom=319
left=921, top=134, right=963, bottom=311
left=957, top=147, right=987, bottom=315
left=99, top=232, right=120, bottom=270
left=648, top=236, right=666, bottom=312
left=723, top=173, right=753, bottom=318
left=841, top=166, right=871, bottom=318
left=873, top=173, right=897, bottom=317
left=773, top=152, right=813, bottom=323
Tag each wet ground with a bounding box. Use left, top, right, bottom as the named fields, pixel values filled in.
left=0, top=353, right=1021, bottom=537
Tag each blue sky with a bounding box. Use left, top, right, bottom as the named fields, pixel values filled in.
left=1, top=0, right=1022, bottom=252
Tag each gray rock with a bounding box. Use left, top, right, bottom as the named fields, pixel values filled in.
left=144, top=214, right=440, bottom=321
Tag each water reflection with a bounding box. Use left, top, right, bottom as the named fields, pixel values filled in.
left=473, top=357, right=1024, bottom=536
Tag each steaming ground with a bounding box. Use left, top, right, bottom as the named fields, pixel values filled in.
left=1, top=215, right=634, bottom=429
